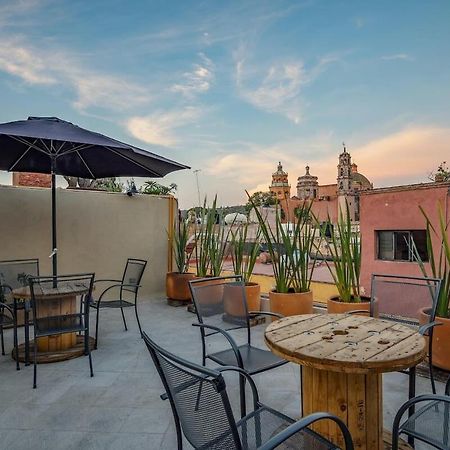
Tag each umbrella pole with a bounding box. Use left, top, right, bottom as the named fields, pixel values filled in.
left=51, top=157, right=57, bottom=280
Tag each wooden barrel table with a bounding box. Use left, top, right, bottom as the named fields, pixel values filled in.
left=265, top=314, right=426, bottom=450
left=13, top=282, right=94, bottom=363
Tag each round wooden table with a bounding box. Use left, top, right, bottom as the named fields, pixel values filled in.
left=265, top=314, right=427, bottom=450
left=13, top=282, right=94, bottom=363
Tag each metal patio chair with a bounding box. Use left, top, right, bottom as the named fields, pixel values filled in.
left=350, top=274, right=442, bottom=399
left=188, top=275, right=287, bottom=418
left=0, top=258, right=39, bottom=370
left=89, top=258, right=147, bottom=349
left=392, top=376, right=450, bottom=450
left=142, top=331, right=354, bottom=450
left=29, top=273, right=95, bottom=388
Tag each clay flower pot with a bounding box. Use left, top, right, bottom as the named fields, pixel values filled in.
left=223, top=282, right=261, bottom=318
left=419, top=308, right=450, bottom=371
left=166, top=272, right=196, bottom=302
left=327, top=295, right=374, bottom=315
left=269, top=290, right=313, bottom=318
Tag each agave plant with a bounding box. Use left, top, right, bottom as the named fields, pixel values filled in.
left=230, top=222, right=261, bottom=284
left=171, top=219, right=192, bottom=273
left=321, top=201, right=362, bottom=303
left=411, top=204, right=450, bottom=318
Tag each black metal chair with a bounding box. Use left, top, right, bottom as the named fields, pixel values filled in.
left=188, top=275, right=287, bottom=418
left=392, top=376, right=450, bottom=450
left=142, top=331, right=354, bottom=450
left=29, top=273, right=95, bottom=388
left=89, top=258, right=147, bottom=349
left=349, top=274, right=442, bottom=398
left=0, top=258, right=39, bottom=370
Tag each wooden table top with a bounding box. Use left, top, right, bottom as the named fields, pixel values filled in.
left=265, top=314, right=426, bottom=374
left=13, top=282, right=90, bottom=300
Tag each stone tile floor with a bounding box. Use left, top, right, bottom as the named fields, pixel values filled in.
left=0, top=297, right=444, bottom=449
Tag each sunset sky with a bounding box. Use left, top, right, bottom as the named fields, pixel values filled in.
left=0, top=0, right=449, bottom=208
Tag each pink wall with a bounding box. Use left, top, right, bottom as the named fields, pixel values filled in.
left=359, top=183, right=450, bottom=294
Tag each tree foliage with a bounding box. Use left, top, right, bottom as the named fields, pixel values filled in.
left=429, top=161, right=450, bottom=182
left=245, top=191, right=277, bottom=212
left=141, top=181, right=177, bottom=195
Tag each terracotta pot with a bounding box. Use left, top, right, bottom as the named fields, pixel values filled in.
left=166, top=272, right=196, bottom=301
left=223, top=282, right=261, bottom=317
left=192, top=277, right=223, bottom=316
left=269, top=290, right=313, bottom=318
left=327, top=295, right=374, bottom=315
left=419, top=308, right=450, bottom=371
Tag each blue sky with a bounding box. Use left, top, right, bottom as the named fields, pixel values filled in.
left=1, top=0, right=449, bottom=208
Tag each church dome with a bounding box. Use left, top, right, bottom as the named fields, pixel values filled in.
left=351, top=172, right=372, bottom=189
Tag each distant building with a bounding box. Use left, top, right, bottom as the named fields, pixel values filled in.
left=275, top=145, right=373, bottom=222
left=269, top=162, right=291, bottom=202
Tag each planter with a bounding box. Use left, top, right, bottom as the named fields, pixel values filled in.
left=327, top=295, right=374, bottom=315
left=166, top=272, right=196, bottom=302
left=269, top=290, right=313, bottom=318
left=223, top=282, right=261, bottom=318
left=192, top=276, right=223, bottom=316
left=419, top=308, right=450, bottom=371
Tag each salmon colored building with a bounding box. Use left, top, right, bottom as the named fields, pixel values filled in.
left=359, top=181, right=450, bottom=293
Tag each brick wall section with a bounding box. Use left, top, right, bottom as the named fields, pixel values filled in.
left=12, top=172, right=52, bottom=188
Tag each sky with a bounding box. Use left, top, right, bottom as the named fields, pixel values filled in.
left=0, top=0, right=449, bottom=208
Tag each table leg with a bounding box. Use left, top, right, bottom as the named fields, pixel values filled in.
left=301, top=366, right=383, bottom=450
left=13, top=298, right=19, bottom=370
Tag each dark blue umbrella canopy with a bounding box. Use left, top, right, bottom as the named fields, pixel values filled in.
left=0, top=116, right=189, bottom=177
left=0, top=116, right=190, bottom=277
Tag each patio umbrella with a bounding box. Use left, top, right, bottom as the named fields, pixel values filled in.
left=0, top=116, right=190, bottom=277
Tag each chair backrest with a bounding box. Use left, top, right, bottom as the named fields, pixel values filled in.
left=29, top=273, right=95, bottom=334
left=370, top=274, right=442, bottom=324
left=189, top=276, right=250, bottom=337
left=121, top=258, right=147, bottom=294
left=0, top=259, right=39, bottom=298
left=142, top=332, right=241, bottom=450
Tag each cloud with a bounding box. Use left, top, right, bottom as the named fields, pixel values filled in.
left=381, top=53, right=413, bottom=61
left=236, top=60, right=305, bottom=123
left=126, top=107, right=202, bottom=146
left=0, top=38, right=151, bottom=113
left=171, top=53, right=214, bottom=98
left=353, top=17, right=365, bottom=29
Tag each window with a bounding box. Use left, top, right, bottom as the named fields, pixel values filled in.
left=376, top=230, right=428, bottom=262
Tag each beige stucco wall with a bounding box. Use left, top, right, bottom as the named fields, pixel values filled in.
left=0, top=185, right=176, bottom=299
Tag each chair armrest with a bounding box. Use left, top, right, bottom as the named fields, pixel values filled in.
left=0, top=301, right=14, bottom=317
left=216, top=366, right=260, bottom=409
left=419, top=321, right=442, bottom=336
left=392, top=394, right=450, bottom=443
left=248, top=311, right=284, bottom=319
left=192, top=323, right=244, bottom=368
left=93, top=279, right=122, bottom=284
left=348, top=310, right=371, bottom=316
left=97, top=283, right=142, bottom=302
left=259, top=412, right=354, bottom=450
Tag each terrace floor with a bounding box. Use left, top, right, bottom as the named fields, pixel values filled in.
left=0, top=296, right=444, bottom=449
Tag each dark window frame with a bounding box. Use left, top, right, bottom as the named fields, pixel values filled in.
left=376, top=230, right=428, bottom=262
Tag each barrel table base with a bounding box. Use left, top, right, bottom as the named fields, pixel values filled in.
left=302, top=366, right=399, bottom=450
left=12, top=336, right=96, bottom=364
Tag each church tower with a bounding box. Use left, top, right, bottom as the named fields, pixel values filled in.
left=270, top=161, right=291, bottom=201
left=337, top=143, right=356, bottom=220
left=296, top=166, right=318, bottom=200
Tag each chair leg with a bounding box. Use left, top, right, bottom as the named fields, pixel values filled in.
left=33, top=339, right=37, bottom=389
left=407, top=367, right=416, bottom=447
left=120, top=306, right=128, bottom=331
left=0, top=324, right=4, bottom=356
left=86, top=329, right=94, bottom=378
left=429, top=353, right=437, bottom=395
left=24, top=307, right=30, bottom=366
left=239, top=374, right=247, bottom=418
left=94, top=307, right=100, bottom=350
left=134, top=302, right=142, bottom=338
left=13, top=316, right=19, bottom=371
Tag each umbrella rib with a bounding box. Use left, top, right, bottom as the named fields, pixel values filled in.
left=8, top=135, right=52, bottom=157
left=57, top=143, right=95, bottom=157
left=104, top=146, right=162, bottom=177
left=75, top=150, right=96, bottom=179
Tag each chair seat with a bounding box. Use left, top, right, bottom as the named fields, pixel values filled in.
left=90, top=299, right=134, bottom=309
left=34, top=314, right=85, bottom=336
left=235, top=405, right=338, bottom=450
left=208, top=344, right=287, bottom=374
left=400, top=399, right=450, bottom=449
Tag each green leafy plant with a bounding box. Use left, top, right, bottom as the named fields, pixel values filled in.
left=141, top=181, right=177, bottom=195
left=411, top=204, right=450, bottom=317
left=171, top=219, right=193, bottom=273
left=230, top=222, right=261, bottom=284
left=321, top=202, right=362, bottom=303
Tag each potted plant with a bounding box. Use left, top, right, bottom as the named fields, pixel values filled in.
left=321, top=202, right=371, bottom=313
left=247, top=192, right=318, bottom=316
left=412, top=203, right=450, bottom=370
left=166, top=218, right=196, bottom=303
left=224, top=221, right=261, bottom=315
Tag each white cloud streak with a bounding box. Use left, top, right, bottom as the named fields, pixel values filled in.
left=381, top=53, right=413, bottom=61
